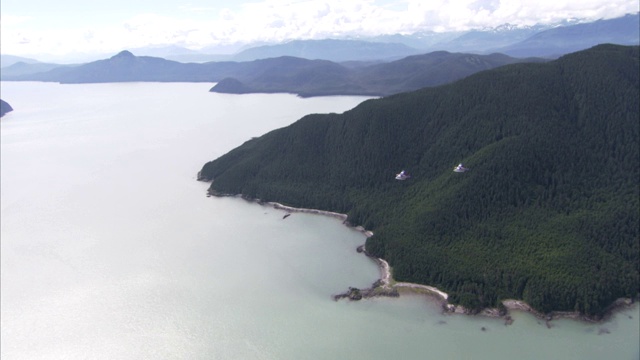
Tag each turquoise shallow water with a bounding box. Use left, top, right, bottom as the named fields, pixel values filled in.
left=1, top=81, right=638, bottom=360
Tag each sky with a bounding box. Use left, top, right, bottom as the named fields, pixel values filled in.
left=2, top=0, right=639, bottom=59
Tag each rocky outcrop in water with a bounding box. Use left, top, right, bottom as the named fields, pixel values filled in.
left=333, top=283, right=400, bottom=301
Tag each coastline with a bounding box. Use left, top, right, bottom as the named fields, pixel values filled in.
left=203, top=188, right=636, bottom=324
left=351, top=243, right=637, bottom=324
left=345, top=242, right=637, bottom=324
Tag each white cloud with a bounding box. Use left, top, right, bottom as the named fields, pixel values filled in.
left=220, top=0, right=405, bottom=41
left=402, top=0, right=639, bottom=30
left=1, top=0, right=638, bottom=57
left=1, top=14, right=33, bottom=26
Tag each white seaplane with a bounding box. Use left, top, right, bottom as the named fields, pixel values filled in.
left=453, top=163, right=469, bottom=173
left=395, top=170, right=410, bottom=180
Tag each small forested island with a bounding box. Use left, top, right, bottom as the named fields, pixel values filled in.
left=199, top=44, right=639, bottom=319
left=0, top=99, right=13, bottom=117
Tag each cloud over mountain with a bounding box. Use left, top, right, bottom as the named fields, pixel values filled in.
left=2, top=0, right=638, bottom=58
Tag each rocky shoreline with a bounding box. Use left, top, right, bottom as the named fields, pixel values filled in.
left=336, top=242, right=637, bottom=324
left=201, top=186, right=637, bottom=325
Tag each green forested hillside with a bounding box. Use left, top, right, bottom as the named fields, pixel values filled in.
left=199, top=44, right=639, bottom=316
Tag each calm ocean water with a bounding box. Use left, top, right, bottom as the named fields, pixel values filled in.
left=1, top=81, right=638, bottom=360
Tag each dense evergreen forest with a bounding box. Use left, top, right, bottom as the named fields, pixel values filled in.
left=199, top=44, right=639, bottom=316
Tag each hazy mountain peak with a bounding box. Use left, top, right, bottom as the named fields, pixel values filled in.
left=112, top=50, right=135, bottom=59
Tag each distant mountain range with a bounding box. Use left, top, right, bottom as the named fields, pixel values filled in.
left=495, top=14, right=640, bottom=57
left=171, top=12, right=640, bottom=61
left=0, top=61, right=71, bottom=77
left=1, top=13, right=637, bottom=100
left=1, top=54, right=42, bottom=68
left=210, top=52, right=543, bottom=97
left=2, top=13, right=637, bottom=65
left=230, top=39, right=421, bottom=62
left=1, top=50, right=543, bottom=97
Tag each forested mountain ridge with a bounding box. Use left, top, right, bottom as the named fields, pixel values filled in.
left=199, top=44, right=639, bottom=316
left=211, top=51, right=541, bottom=97
left=2, top=49, right=542, bottom=98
